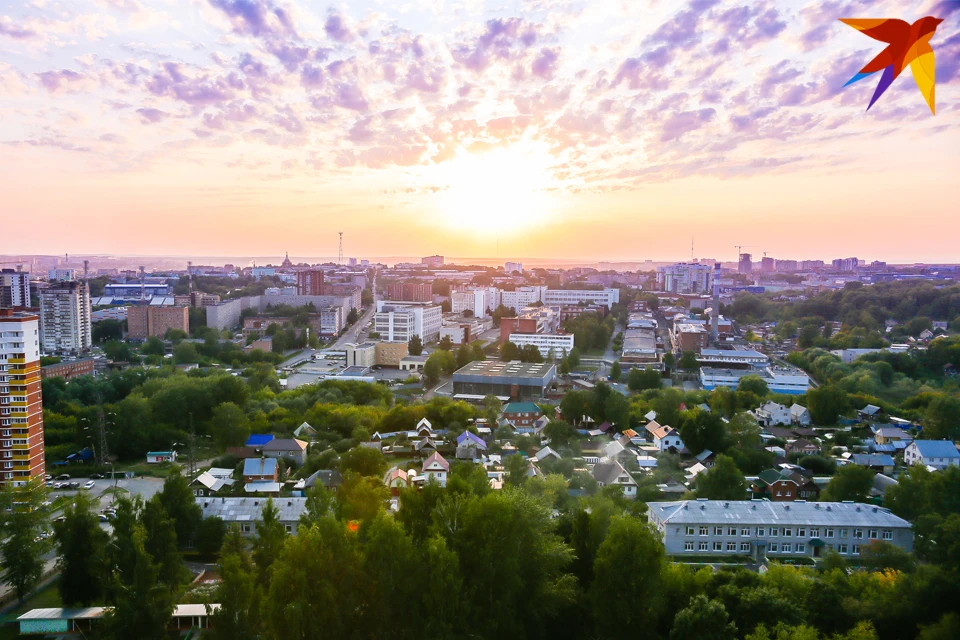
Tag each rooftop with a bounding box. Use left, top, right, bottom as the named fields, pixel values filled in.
left=453, top=359, right=556, bottom=380
left=910, top=440, right=960, bottom=458
left=197, top=497, right=307, bottom=522
left=648, top=499, right=911, bottom=528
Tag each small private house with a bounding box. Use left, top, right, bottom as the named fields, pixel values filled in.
left=422, top=451, right=450, bottom=487
left=191, top=469, right=236, bottom=497
left=261, top=438, right=309, bottom=466
left=755, top=402, right=791, bottom=427
left=416, top=418, right=435, bottom=437
left=383, top=467, right=410, bottom=496
left=785, top=438, right=819, bottom=456
left=293, top=422, right=318, bottom=439
left=243, top=457, right=278, bottom=483
left=874, top=427, right=910, bottom=446
left=501, top=402, right=544, bottom=427
left=456, top=430, right=488, bottom=459
left=850, top=454, right=895, bottom=474
left=645, top=420, right=685, bottom=453
left=146, top=451, right=177, bottom=464
left=295, top=469, right=343, bottom=493
left=858, top=404, right=882, bottom=421
left=904, top=440, right=960, bottom=470
left=197, top=497, right=308, bottom=536
left=750, top=468, right=820, bottom=502
left=790, top=404, right=812, bottom=426
left=592, top=460, right=638, bottom=498
left=531, top=446, right=561, bottom=463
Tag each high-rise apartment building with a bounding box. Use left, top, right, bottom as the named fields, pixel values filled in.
left=127, top=305, right=189, bottom=339
left=47, top=268, right=76, bottom=281
left=832, top=257, right=859, bottom=272
left=451, top=290, right=489, bottom=317
left=39, top=281, right=92, bottom=354
left=385, top=282, right=432, bottom=302
left=504, top=261, right=523, bottom=274
left=738, top=253, right=753, bottom=274
left=0, top=269, right=31, bottom=308
left=421, top=255, right=444, bottom=268
left=760, top=257, right=776, bottom=273
left=656, top=263, right=712, bottom=294
left=374, top=301, right=442, bottom=342
left=0, top=309, right=45, bottom=487
left=296, top=269, right=325, bottom=296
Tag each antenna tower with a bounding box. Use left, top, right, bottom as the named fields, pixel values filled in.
left=338, top=232, right=343, bottom=265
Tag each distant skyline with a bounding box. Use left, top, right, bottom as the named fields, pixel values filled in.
left=2, top=1, right=959, bottom=262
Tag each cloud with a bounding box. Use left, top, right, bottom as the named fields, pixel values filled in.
left=208, top=0, right=297, bottom=39
left=324, top=13, right=353, bottom=43
left=531, top=47, right=560, bottom=79
left=660, top=108, right=716, bottom=142
left=136, top=107, right=170, bottom=123
left=35, top=69, right=92, bottom=93
left=0, top=16, right=38, bottom=39
left=451, top=17, right=541, bottom=72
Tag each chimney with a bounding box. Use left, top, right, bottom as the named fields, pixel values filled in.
left=711, top=262, right=720, bottom=343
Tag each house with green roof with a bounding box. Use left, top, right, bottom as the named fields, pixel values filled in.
left=502, top=402, right=544, bottom=427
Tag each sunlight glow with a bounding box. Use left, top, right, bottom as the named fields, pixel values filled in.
left=429, top=143, right=558, bottom=234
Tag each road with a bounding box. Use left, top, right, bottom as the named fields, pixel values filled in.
left=331, top=298, right=378, bottom=349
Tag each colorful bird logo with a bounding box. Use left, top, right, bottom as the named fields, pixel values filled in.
left=840, top=16, right=943, bottom=114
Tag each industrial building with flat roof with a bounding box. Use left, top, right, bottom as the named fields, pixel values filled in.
left=700, top=366, right=810, bottom=395
left=647, top=499, right=912, bottom=560
left=452, top=360, right=556, bottom=401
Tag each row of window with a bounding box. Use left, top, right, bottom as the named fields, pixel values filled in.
left=682, top=542, right=866, bottom=555
left=683, top=526, right=893, bottom=540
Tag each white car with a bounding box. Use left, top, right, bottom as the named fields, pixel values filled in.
left=83, top=480, right=96, bottom=490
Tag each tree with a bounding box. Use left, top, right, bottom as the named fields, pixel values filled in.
left=336, top=472, right=389, bottom=521
left=671, top=595, right=737, bottom=640
left=141, top=496, right=185, bottom=589
left=738, top=375, right=769, bottom=397
left=209, top=402, right=250, bottom=449
left=592, top=516, right=664, bottom=637
left=798, top=324, right=820, bottom=348
left=346, top=308, right=359, bottom=324
left=423, top=356, right=441, bottom=386
left=628, top=367, right=662, bottom=391
left=543, top=420, right=575, bottom=448
left=157, top=467, right=202, bottom=548
left=923, top=395, right=960, bottom=441
left=55, top=492, right=110, bottom=606
left=208, top=527, right=260, bottom=640
left=438, top=335, right=454, bottom=351
left=339, top=446, right=387, bottom=477
left=568, top=347, right=581, bottom=368
left=195, top=516, right=227, bottom=557
left=1, top=481, right=49, bottom=602
left=408, top=335, right=423, bottom=355
left=663, top=351, right=675, bottom=369
left=101, top=525, right=174, bottom=640
left=695, top=454, right=748, bottom=500
left=92, top=318, right=124, bottom=343
left=679, top=408, right=726, bottom=455
left=679, top=350, right=699, bottom=369
left=253, top=498, right=286, bottom=581
left=610, top=360, right=622, bottom=382
left=173, top=341, right=199, bottom=364
left=141, top=335, right=165, bottom=356
left=727, top=412, right=762, bottom=450
left=822, top=464, right=875, bottom=502
left=500, top=340, right=521, bottom=362
left=806, top=384, right=848, bottom=425
left=859, top=540, right=916, bottom=573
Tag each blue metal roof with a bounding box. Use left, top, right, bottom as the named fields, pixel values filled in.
left=246, top=434, right=275, bottom=447
left=911, top=440, right=960, bottom=458
left=243, top=458, right=277, bottom=476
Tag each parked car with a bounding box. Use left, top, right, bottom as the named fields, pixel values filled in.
left=83, top=480, right=96, bottom=490
left=44, top=474, right=52, bottom=481
left=98, top=514, right=109, bottom=522
left=68, top=482, right=80, bottom=489
left=45, top=481, right=54, bottom=488
left=56, top=474, right=70, bottom=481
left=89, top=474, right=104, bottom=479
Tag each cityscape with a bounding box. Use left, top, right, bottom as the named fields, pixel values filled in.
left=1, top=0, right=960, bottom=639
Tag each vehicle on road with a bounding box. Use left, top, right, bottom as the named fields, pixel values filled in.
left=89, top=473, right=104, bottom=479
left=83, top=480, right=96, bottom=490
left=56, top=474, right=70, bottom=481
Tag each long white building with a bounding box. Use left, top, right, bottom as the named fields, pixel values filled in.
left=543, top=288, right=619, bottom=309
left=508, top=332, right=575, bottom=358
left=647, top=499, right=912, bottom=560
left=374, top=301, right=442, bottom=342
left=451, top=290, right=489, bottom=317
left=39, top=281, right=92, bottom=354
left=700, top=366, right=810, bottom=395
left=497, top=286, right=547, bottom=311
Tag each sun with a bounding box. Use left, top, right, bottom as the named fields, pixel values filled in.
left=429, top=143, right=558, bottom=233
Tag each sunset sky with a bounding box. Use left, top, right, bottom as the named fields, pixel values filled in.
left=2, top=0, right=958, bottom=263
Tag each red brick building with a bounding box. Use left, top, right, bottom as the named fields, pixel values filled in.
left=41, top=357, right=95, bottom=381
left=296, top=269, right=325, bottom=296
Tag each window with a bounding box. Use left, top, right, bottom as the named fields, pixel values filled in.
left=868, top=529, right=878, bottom=539
left=714, top=542, right=723, bottom=551
left=699, top=542, right=709, bottom=551
left=241, top=524, right=251, bottom=534
left=684, top=541, right=694, bottom=551
left=741, top=527, right=751, bottom=537
left=782, top=543, right=792, bottom=553
left=770, top=527, right=779, bottom=537
left=757, top=528, right=766, bottom=537
left=728, top=527, right=737, bottom=536
left=840, top=528, right=848, bottom=538
left=685, top=526, right=695, bottom=536
left=699, top=526, right=709, bottom=536
left=796, top=544, right=806, bottom=554
left=839, top=544, right=848, bottom=554
left=853, top=545, right=861, bottom=555
left=783, top=528, right=793, bottom=537
left=797, top=528, right=806, bottom=537
left=740, top=542, right=750, bottom=552
left=714, top=526, right=724, bottom=535
left=284, top=524, right=293, bottom=533
left=727, top=542, right=737, bottom=551
left=854, top=529, right=863, bottom=540
left=810, top=528, right=820, bottom=538
left=883, top=529, right=893, bottom=540
left=769, top=543, right=779, bottom=552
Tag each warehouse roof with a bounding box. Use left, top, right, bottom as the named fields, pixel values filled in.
left=196, top=497, right=307, bottom=522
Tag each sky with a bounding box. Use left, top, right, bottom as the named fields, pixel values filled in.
left=2, top=0, right=959, bottom=264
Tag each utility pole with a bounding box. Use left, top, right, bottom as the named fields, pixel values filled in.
left=338, top=232, right=344, bottom=265
left=92, top=400, right=109, bottom=469
left=187, top=412, right=197, bottom=476
left=138, top=265, right=146, bottom=300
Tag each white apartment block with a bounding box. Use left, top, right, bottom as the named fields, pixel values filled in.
left=505, top=261, right=523, bottom=274
left=656, top=263, right=713, bottom=294
left=647, top=500, right=913, bottom=559
left=543, top=288, right=620, bottom=309
left=47, top=268, right=76, bottom=281
left=39, top=281, right=92, bottom=354
left=498, top=286, right=547, bottom=311
left=508, top=333, right=575, bottom=358
left=374, top=302, right=442, bottom=342
left=451, top=290, right=489, bottom=317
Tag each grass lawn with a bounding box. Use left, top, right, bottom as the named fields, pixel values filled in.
left=0, top=581, right=63, bottom=639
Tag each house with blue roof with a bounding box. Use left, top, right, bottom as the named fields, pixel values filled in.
left=904, top=440, right=960, bottom=470
left=246, top=434, right=275, bottom=447
left=850, top=454, right=895, bottom=474
left=243, top=457, right=278, bottom=483
left=456, top=430, right=488, bottom=460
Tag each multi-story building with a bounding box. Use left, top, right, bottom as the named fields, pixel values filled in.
left=385, top=282, right=432, bottom=303
left=374, top=341, right=409, bottom=367
left=103, top=282, right=170, bottom=298
left=344, top=343, right=377, bottom=368
left=738, top=253, right=753, bottom=274
left=421, top=255, right=444, bottom=268
left=800, top=260, right=825, bottom=271
left=700, top=366, right=810, bottom=395
left=0, top=269, right=31, bottom=308
left=296, top=269, right=325, bottom=296
left=760, top=257, right=776, bottom=273
left=47, top=268, right=76, bottom=281
left=776, top=260, right=798, bottom=273
left=41, top=357, right=95, bottom=381
left=324, top=284, right=362, bottom=311
left=451, top=290, right=489, bottom=317
left=0, top=309, right=45, bottom=487
left=318, top=306, right=344, bottom=336
left=696, top=348, right=769, bottom=368
left=647, top=500, right=913, bottom=560
left=452, top=360, right=557, bottom=401
left=374, top=302, right=442, bottom=342
left=39, top=281, right=92, bottom=354
left=656, top=263, right=713, bottom=295
left=90, top=307, right=128, bottom=323
left=127, top=305, right=189, bottom=339
left=543, top=288, right=619, bottom=309
left=673, top=323, right=709, bottom=354
left=832, top=257, right=859, bottom=272
left=504, top=261, right=523, bottom=274
left=507, top=332, right=575, bottom=358
left=173, top=292, right=221, bottom=308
